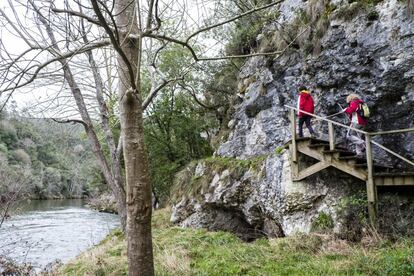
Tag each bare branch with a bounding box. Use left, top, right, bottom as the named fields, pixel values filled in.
left=52, top=8, right=103, bottom=27
left=51, top=118, right=87, bottom=127
left=0, top=39, right=111, bottom=94
left=185, top=0, right=285, bottom=44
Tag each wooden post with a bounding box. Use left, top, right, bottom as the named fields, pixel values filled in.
left=290, top=109, right=299, bottom=178
left=365, top=134, right=378, bottom=227
left=328, top=122, right=335, bottom=151
left=290, top=109, right=298, bottom=162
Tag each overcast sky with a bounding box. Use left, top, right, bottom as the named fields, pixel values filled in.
left=0, top=0, right=227, bottom=118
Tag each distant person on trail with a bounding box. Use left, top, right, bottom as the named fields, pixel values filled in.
left=342, top=93, right=368, bottom=157
left=297, top=86, right=317, bottom=138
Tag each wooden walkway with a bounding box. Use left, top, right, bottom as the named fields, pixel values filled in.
left=285, top=105, right=414, bottom=226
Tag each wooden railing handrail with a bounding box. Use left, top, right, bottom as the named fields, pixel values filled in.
left=285, top=105, right=414, bottom=137
left=370, top=128, right=414, bottom=136
left=371, top=140, right=414, bottom=167
left=285, top=104, right=414, bottom=168
left=284, top=105, right=367, bottom=134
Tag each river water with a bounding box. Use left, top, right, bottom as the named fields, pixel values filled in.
left=0, top=199, right=120, bottom=269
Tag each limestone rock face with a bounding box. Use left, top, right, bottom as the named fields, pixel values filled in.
left=171, top=0, right=414, bottom=239
left=219, top=0, right=414, bottom=162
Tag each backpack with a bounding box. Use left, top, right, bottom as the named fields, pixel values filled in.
left=357, top=101, right=370, bottom=119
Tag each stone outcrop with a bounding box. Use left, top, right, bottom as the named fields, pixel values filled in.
left=171, top=0, right=414, bottom=239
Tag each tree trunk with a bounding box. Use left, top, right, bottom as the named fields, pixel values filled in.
left=116, top=1, right=154, bottom=275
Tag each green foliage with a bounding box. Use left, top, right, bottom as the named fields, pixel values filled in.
left=0, top=120, right=18, bottom=149
left=0, top=114, right=100, bottom=199
left=225, top=1, right=277, bottom=55
left=287, top=0, right=336, bottom=55
left=10, top=149, right=31, bottom=165
left=311, top=212, right=334, bottom=232
left=60, top=209, right=414, bottom=276
left=336, top=192, right=368, bottom=241
left=0, top=143, right=8, bottom=154
left=226, top=21, right=262, bottom=55
left=145, top=91, right=213, bottom=204
left=335, top=0, right=383, bottom=21
left=274, top=146, right=285, bottom=155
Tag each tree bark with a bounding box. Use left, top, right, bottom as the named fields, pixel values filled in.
left=115, top=1, right=154, bottom=275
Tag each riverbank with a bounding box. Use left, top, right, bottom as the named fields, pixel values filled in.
left=58, top=208, right=414, bottom=275
left=86, top=193, right=118, bottom=214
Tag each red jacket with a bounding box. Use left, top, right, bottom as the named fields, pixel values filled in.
left=297, top=91, right=314, bottom=117
left=345, top=99, right=368, bottom=126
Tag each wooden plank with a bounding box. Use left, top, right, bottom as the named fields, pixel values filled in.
left=328, top=122, right=335, bottom=151
left=406, top=176, right=414, bottom=185
left=375, top=177, right=384, bottom=186
left=371, top=127, right=414, bottom=136
left=375, top=175, right=414, bottom=186
left=330, top=160, right=367, bottom=181
left=396, top=177, right=405, bottom=185
left=289, top=144, right=299, bottom=179
left=294, top=161, right=331, bottom=181
left=297, top=143, right=324, bottom=161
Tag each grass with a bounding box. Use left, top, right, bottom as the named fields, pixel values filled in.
left=57, top=208, right=414, bottom=275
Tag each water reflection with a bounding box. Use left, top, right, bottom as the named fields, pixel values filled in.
left=0, top=199, right=119, bottom=269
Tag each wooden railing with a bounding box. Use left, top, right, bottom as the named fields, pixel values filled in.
left=285, top=105, right=414, bottom=169
left=285, top=104, right=414, bottom=226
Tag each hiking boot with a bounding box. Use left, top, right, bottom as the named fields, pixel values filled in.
left=310, top=132, right=319, bottom=139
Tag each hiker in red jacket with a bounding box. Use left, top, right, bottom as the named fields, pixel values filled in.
left=342, top=94, right=368, bottom=157
left=297, top=86, right=317, bottom=138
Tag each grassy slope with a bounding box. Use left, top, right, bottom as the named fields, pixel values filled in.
left=59, top=209, right=414, bottom=276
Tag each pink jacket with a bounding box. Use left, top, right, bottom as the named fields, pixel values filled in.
left=344, top=99, right=368, bottom=126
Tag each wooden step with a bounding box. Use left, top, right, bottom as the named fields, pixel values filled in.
left=338, top=155, right=366, bottom=163
left=355, top=163, right=392, bottom=170
left=296, top=137, right=329, bottom=144
left=308, top=143, right=329, bottom=149
left=323, top=150, right=355, bottom=156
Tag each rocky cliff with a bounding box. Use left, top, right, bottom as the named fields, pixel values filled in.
left=171, top=0, right=414, bottom=240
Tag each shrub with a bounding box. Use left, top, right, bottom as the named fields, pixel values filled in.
left=312, top=212, right=334, bottom=232
left=0, top=120, right=18, bottom=148
left=11, top=149, right=31, bottom=165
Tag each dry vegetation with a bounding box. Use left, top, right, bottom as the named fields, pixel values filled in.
left=55, top=208, right=414, bottom=275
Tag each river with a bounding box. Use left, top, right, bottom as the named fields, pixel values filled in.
left=0, top=199, right=120, bottom=270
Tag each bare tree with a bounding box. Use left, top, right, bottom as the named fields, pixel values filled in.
left=0, top=163, right=30, bottom=228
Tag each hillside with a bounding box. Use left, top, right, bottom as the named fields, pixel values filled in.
left=0, top=113, right=102, bottom=200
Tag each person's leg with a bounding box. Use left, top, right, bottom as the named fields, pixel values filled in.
left=298, top=117, right=305, bottom=137
left=348, top=124, right=365, bottom=157
left=304, top=116, right=316, bottom=136
left=355, top=125, right=366, bottom=157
